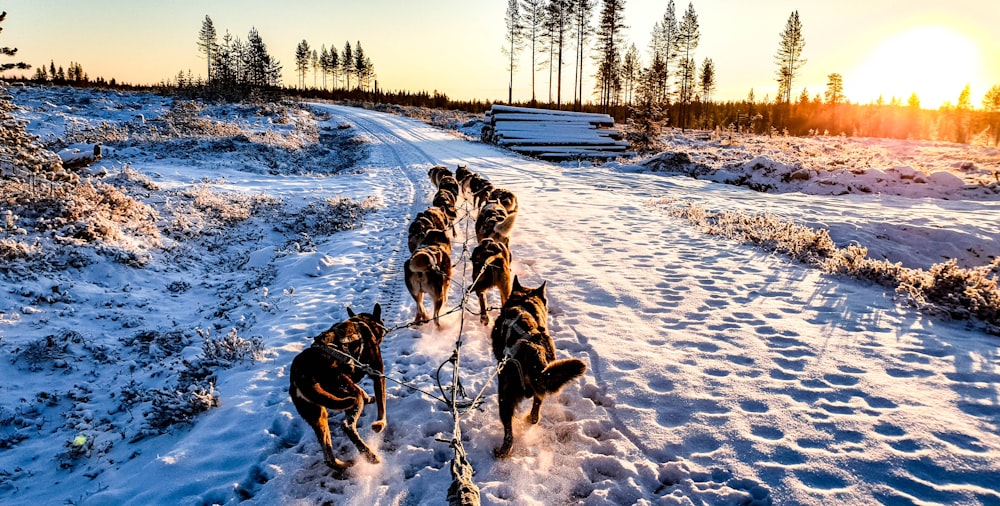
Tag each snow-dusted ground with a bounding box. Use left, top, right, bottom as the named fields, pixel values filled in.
left=1, top=86, right=999, bottom=505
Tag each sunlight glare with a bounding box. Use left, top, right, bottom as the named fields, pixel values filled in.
left=845, top=25, right=981, bottom=108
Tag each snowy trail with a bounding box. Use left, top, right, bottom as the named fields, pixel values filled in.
left=272, top=106, right=1000, bottom=504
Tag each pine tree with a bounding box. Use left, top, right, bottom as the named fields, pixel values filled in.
left=953, top=83, right=972, bottom=143
left=311, top=49, right=319, bottom=89
left=328, top=46, right=339, bottom=90
left=544, top=0, right=571, bottom=106
left=675, top=2, right=699, bottom=129
left=774, top=11, right=806, bottom=105
left=595, top=0, right=626, bottom=112
left=244, top=28, right=281, bottom=88
left=621, top=43, right=640, bottom=107
left=342, top=41, right=353, bottom=90
left=295, top=40, right=311, bottom=89
left=197, top=15, right=218, bottom=83
left=824, top=73, right=844, bottom=104
left=319, top=45, right=329, bottom=90
left=354, top=41, right=367, bottom=90
left=570, top=0, right=594, bottom=110
left=521, top=0, right=546, bottom=104
left=699, top=57, right=716, bottom=103
left=983, top=84, right=1000, bottom=146
left=649, top=0, right=678, bottom=104
left=504, top=0, right=524, bottom=104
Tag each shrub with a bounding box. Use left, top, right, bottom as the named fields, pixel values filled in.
left=200, top=328, right=265, bottom=366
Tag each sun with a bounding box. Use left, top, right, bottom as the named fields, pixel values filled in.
left=844, top=25, right=982, bottom=108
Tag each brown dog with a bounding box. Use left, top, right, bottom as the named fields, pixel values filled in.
left=437, top=175, right=461, bottom=199
left=475, top=202, right=516, bottom=245
left=491, top=277, right=586, bottom=458
left=471, top=237, right=512, bottom=325
left=289, top=303, right=387, bottom=470
left=408, top=207, right=451, bottom=253
left=433, top=189, right=458, bottom=224
left=428, top=165, right=452, bottom=188
left=405, top=229, right=452, bottom=326
left=454, top=164, right=473, bottom=189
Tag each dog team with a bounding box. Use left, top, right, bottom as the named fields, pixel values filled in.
left=288, top=163, right=586, bottom=470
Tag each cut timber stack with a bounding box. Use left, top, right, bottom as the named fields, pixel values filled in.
left=482, top=105, right=633, bottom=161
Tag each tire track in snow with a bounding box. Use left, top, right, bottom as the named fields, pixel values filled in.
left=311, top=104, right=439, bottom=326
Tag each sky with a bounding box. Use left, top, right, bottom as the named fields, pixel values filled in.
left=3, top=0, right=999, bottom=108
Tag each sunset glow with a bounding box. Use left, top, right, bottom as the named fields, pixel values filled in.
left=844, top=25, right=983, bottom=108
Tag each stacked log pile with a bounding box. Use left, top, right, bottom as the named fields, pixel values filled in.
left=481, top=105, right=633, bottom=161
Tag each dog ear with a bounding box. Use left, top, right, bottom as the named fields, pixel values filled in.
left=537, top=281, right=547, bottom=298
left=372, top=302, right=382, bottom=322
left=347, top=306, right=356, bottom=318
left=512, top=275, right=522, bottom=292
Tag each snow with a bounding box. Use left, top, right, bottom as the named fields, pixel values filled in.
left=1, top=85, right=999, bottom=505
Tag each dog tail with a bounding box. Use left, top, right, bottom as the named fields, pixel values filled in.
left=493, top=212, right=517, bottom=237
left=537, top=358, right=587, bottom=394
left=408, top=250, right=436, bottom=273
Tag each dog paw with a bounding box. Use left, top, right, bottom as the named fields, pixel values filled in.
left=328, top=458, right=356, bottom=470
left=480, top=315, right=490, bottom=326
left=371, top=419, right=386, bottom=433
left=493, top=446, right=512, bottom=459
left=363, top=451, right=381, bottom=464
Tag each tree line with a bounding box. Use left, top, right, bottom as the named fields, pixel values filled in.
left=501, top=1, right=1000, bottom=147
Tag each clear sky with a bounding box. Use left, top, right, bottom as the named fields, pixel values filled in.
left=3, top=0, right=998, bottom=108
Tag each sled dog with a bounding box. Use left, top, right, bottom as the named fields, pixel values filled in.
left=404, top=229, right=452, bottom=326
left=437, top=175, right=461, bottom=200
left=471, top=237, right=513, bottom=325
left=475, top=202, right=516, bottom=245
left=433, top=189, right=458, bottom=223
left=408, top=207, right=451, bottom=253
left=454, top=164, right=473, bottom=189
left=428, top=165, right=452, bottom=188
left=289, top=303, right=387, bottom=470
left=490, top=277, right=586, bottom=458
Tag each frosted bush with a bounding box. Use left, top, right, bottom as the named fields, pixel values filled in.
left=200, top=328, right=265, bottom=366
left=664, top=200, right=1000, bottom=333
left=142, top=383, right=219, bottom=433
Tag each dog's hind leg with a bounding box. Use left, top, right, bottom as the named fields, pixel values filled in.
left=432, top=286, right=447, bottom=328
left=477, top=290, right=491, bottom=326
left=412, top=291, right=428, bottom=324
left=494, top=370, right=519, bottom=458
left=528, top=396, right=543, bottom=425
left=340, top=391, right=380, bottom=465
left=292, top=395, right=353, bottom=470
